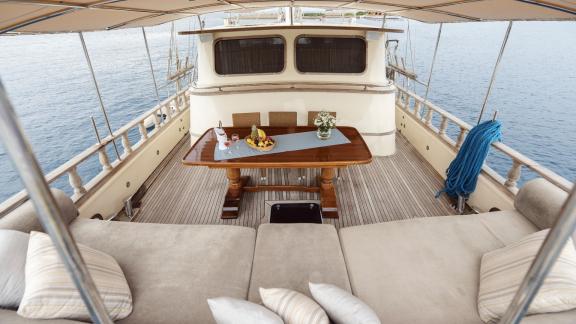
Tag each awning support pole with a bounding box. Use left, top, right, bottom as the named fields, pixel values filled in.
left=78, top=32, right=121, bottom=161
left=197, top=15, right=203, bottom=31
left=141, top=27, right=161, bottom=104
left=477, top=21, right=513, bottom=125
left=0, top=79, right=113, bottom=324
left=424, top=23, right=442, bottom=102
left=500, top=184, right=576, bottom=323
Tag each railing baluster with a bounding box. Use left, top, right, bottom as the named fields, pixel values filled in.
left=138, top=121, right=148, bottom=142
left=153, top=110, right=161, bottom=129
left=456, top=127, right=467, bottom=149
left=98, top=147, right=112, bottom=171
left=404, top=93, right=411, bottom=110
left=439, top=115, right=448, bottom=136
left=68, top=166, right=86, bottom=197
left=505, top=160, right=523, bottom=188
left=163, top=105, right=172, bottom=122
left=424, top=105, right=434, bottom=126
left=414, top=100, right=422, bottom=119
left=121, top=132, right=132, bottom=155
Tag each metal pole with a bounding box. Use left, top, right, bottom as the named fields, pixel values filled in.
left=477, top=21, right=513, bottom=124
left=500, top=185, right=576, bottom=324
left=141, top=27, right=161, bottom=104
left=197, top=15, right=203, bottom=31
left=90, top=116, right=101, bottom=144
left=78, top=32, right=122, bottom=161
left=424, top=23, right=443, bottom=102
left=0, top=80, right=113, bottom=324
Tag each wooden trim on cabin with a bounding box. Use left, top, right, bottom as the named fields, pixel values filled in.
left=179, top=25, right=404, bottom=35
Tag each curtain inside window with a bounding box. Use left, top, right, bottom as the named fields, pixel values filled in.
left=215, top=37, right=285, bottom=75
left=296, top=37, right=366, bottom=73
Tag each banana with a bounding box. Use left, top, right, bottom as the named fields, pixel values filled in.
left=257, top=129, right=266, bottom=139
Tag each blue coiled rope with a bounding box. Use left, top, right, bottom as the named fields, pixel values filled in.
left=437, top=120, right=502, bottom=199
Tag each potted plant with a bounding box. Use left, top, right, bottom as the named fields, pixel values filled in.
left=313, top=111, right=336, bottom=140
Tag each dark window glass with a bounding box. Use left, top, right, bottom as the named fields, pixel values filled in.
left=296, top=37, right=366, bottom=73
left=214, top=37, right=285, bottom=75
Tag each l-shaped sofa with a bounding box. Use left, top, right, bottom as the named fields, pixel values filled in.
left=0, top=178, right=572, bottom=323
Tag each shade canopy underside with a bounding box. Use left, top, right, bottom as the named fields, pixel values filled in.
left=0, top=0, right=575, bottom=34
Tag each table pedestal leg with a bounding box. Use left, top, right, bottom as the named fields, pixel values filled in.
left=320, top=167, right=339, bottom=218
left=223, top=168, right=249, bottom=219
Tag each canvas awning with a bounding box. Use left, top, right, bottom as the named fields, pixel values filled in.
left=0, top=0, right=574, bottom=34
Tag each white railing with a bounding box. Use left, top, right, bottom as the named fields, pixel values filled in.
left=395, top=85, right=572, bottom=194
left=0, top=89, right=190, bottom=217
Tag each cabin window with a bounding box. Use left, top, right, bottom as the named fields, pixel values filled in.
left=214, top=37, right=285, bottom=75
left=295, top=36, right=366, bottom=73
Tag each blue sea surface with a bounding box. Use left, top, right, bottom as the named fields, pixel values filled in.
left=0, top=17, right=574, bottom=203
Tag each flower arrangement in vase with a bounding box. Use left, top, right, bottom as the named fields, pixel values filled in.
left=313, top=111, right=336, bottom=140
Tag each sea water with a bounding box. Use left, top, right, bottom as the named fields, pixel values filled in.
left=0, top=17, right=574, bottom=203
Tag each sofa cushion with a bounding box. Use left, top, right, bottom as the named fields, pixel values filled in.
left=69, top=220, right=256, bottom=324
left=0, top=189, right=78, bottom=233
left=0, top=309, right=84, bottom=324
left=248, top=224, right=351, bottom=303
left=515, top=178, right=568, bottom=230
left=339, top=211, right=537, bottom=324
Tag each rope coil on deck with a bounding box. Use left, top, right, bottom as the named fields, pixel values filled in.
left=437, top=120, right=502, bottom=199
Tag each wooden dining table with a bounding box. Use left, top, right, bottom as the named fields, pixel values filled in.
left=182, top=126, right=372, bottom=219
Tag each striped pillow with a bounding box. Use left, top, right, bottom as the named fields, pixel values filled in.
left=17, top=231, right=132, bottom=321
left=478, top=229, right=576, bottom=323
left=260, top=287, right=329, bottom=324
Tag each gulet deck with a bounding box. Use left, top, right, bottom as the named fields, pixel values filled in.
left=133, top=132, right=457, bottom=228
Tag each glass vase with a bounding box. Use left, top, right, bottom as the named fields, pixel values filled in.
left=317, top=128, right=332, bottom=140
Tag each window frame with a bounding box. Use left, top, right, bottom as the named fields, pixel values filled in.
left=213, top=35, right=287, bottom=76
left=294, top=35, right=368, bottom=75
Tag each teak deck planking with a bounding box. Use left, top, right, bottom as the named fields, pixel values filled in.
left=135, top=132, right=457, bottom=229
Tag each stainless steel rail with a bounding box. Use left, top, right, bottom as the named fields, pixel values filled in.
left=500, top=185, right=576, bottom=323
left=0, top=79, right=113, bottom=324
left=477, top=21, right=513, bottom=124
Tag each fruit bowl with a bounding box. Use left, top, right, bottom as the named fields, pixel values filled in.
left=245, top=136, right=276, bottom=152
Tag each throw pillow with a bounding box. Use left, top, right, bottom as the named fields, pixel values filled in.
left=309, top=282, right=381, bottom=324
left=260, top=287, right=329, bottom=324
left=478, top=229, right=576, bottom=323
left=0, top=230, right=29, bottom=308
left=207, top=296, right=283, bottom=324
left=17, top=231, right=133, bottom=321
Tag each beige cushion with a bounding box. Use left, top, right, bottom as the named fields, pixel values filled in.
left=70, top=220, right=256, bottom=324
left=207, top=297, right=283, bottom=324
left=0, top=309, right=84, bottom=323
left=339, top=211, right=538, bottom=324
left=515, top=178, right=568, bottom=230
left=0, top=189, right=78, bottom=233
left=309, top=282, right=380, bottom=324
left=248, top=224, right=351, bottom=303
left=260, top=287, right=329, bottom=324
left=18, top=231, right=132, bottom=321
left=478, top=230, right=576, bottom=323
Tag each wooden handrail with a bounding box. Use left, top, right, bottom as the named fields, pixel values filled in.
left=396, top=85, right=572, bottom=193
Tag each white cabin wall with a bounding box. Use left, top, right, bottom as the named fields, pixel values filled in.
left=191, top=27, right=395, bottom=156
left=196, top=29, right=389, bottom=87
left=190, top=91, right=395, bottom=156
